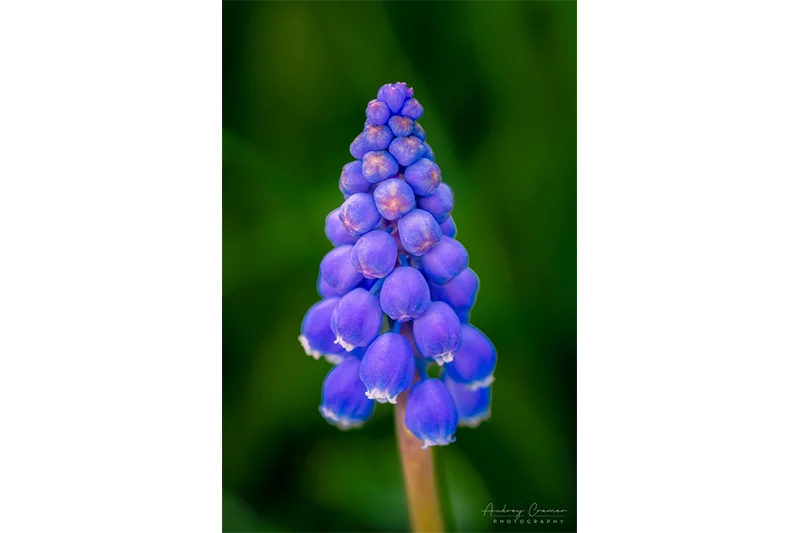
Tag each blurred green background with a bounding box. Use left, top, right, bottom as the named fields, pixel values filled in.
left=223, top=1, right=575, bottom=531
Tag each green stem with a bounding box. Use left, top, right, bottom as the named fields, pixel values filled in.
left=394, top=381, right=445, bottom=532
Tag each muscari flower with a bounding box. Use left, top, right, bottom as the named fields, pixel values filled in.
left=373, top=178, right=415, bottom=221
left=444, top=372, right=491, bottom=428
left=398, top=208, right=441, bottom=256
left=439, top=216, right=457, bottom=238
left=320, top=356, right=375, bottom=429
left=300, top=82, right=497, bottom=447
left=445, top=324, right=497, bottom=389
left=360, top=332, right=415, bottom=404
left=430, top=267, right=479, bottom=318
left=405, top=378, right=458, bottom=448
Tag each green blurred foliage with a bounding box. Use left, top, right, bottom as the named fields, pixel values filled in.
left=223, top=1, right=575, bottom=531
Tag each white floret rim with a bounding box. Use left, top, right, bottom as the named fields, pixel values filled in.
left=334, top=335, right=358, bottom=352
left=365, top=388, right=399, bottom=404
left=467, top=374, right=495, bottom=390
left=421, top=434, right=456, bottom=449
left=431, top=351, right=455, bottom=366
left=459, top=409, right=491, bottom=428
left=298, top=335, right=322, bottom=360
left=319, top=406, right=366, bottom=430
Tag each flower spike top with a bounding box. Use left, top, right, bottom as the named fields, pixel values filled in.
left=300, top=82, right=496, bottom=446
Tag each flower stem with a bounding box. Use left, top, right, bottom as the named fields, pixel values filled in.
left=394, top=379, right=445, bottom=533
left=369, top=277, right=385, bottom=295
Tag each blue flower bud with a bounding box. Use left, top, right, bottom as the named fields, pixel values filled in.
left=339, top=192, right=381, bottom=236
left=446, top=324, right=496, bottom=389
left=339, top=161, right=371, bottom=197
left=404, top=378, right=458, bottom=448
left=380, top=266, right=431, bottom=322
left=320, top=356, right=375, bottom=429
left=331, top=287, right=383, bottom=351
left=444, top=374, right=491, bottom=427
left=377, top=82, right=408, bottom=114
left=397, top=209, right=441, bottom=256
left=423, top=142, right=435, bottom=161
left=350, top=125, right=393, bottom=159
left=411, top=121, right=426, bottom=141
left=400, top=98, right=424, bottom=120
left=413, top=301, right=462, bottom=365
left=403, top=158, right=441, bottom=196
left=421, top=236, right=469, bottom=285
left=388, top=115, right=414, bottom=137
left=350, top=230, right=398, bottom=279
left=373, top=178, right=416, bottom=221
left=417, top=182, right=454, bottom=223
left=439, top=216, right=457, bottom=238
left=320, top=245, right=363, bottom=294
left=365, top=99, right=390, bottom=125
left=317, top=272, right=342, bottom=298
left=359, top=332, right=415, bottom=404
left=456, top=309, right=471, bottom=323
left=429, top=267, right=479, bottom=315
left=325, top=208, right=359, bottom=246
left=361, top=150, right=399, bottom=184
left=388, top=136, right=426, bottom=167
left=299, top=298, right=346, bottom=360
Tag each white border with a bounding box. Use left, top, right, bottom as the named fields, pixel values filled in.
left=580, top=2, right=800, bottom=531
left=0, top=2, right=221, bottom=531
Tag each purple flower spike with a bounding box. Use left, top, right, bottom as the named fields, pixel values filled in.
left=403, top=158, right=441, bottom=196
left=361, top=150, right=399, bottom=184
left=404, top=378, right=458, bottom=448
left=350, top=230, right=398, bottom=279
left=359, top=332, right=415, bottom=404
left=421, top=236, right=468, bottom=285
left=373, top=178, right=416, bottom=221
left=388, top=136, right=427, bottom=167
left=303, top=82, right=496, bottom=435
left=413, top=301, right=462, bottom=365
left=380, top=266, right=431, bottom=322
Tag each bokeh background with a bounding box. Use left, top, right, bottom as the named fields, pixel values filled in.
left=223, top=1, right=575, bottom=531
